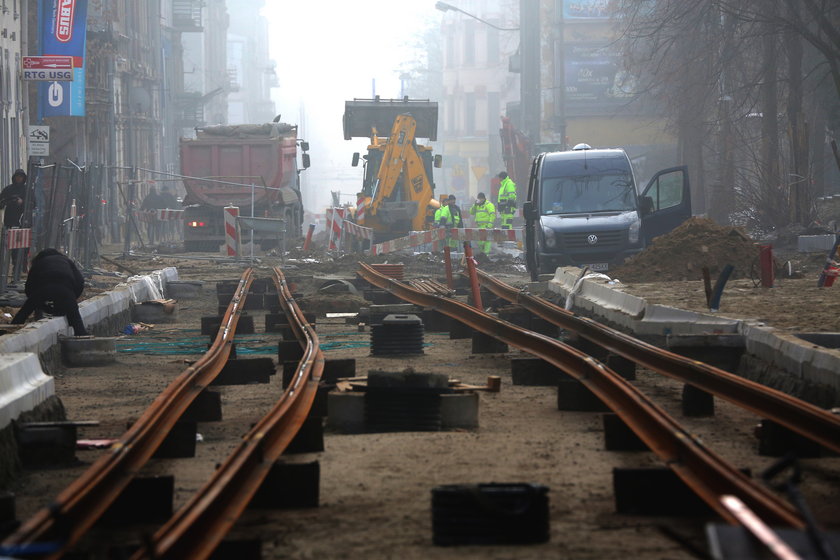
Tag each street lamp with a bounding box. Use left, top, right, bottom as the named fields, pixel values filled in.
left=435, top=1, right=519, bottom=31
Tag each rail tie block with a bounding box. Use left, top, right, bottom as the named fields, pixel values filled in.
left=153, top=420, right=197, bottom=459
left=249, top=459, right=320, bottom=510
left=602, top=413, right=648, bottom=451
left=613, top=468, right=715, bottom=516
left=100, top=475, right=174, bottom=525
left=510, top=357, right=561, bottom=386
left=201, top=314, right=254, bottom=336
left=682, top=384, right=715, bottom=417
left=471, top=330, right=508, bottom=354
left=15, top=423, right=77, bottom=468
left=182, top=389, right=223, bottom=422
left=757, top=419, right=824, bottom=458
left=212, top=358, right=274, bottom=386
left=557, top=378, right=610, bottom=412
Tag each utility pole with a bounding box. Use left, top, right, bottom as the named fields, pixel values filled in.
left=520, top=0, right=541, bottom=145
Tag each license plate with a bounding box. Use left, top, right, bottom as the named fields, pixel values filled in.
left=587, top=263, right=609, bottom=272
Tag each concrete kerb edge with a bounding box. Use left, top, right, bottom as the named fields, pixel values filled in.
left=0, top=267, right=179, bottom=428
left=546, top=267, right=840, bottom=400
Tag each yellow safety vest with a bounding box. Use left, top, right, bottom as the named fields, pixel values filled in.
left=470, top=201, right=496, bottom=225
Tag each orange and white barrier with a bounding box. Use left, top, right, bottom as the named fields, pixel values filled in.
left=156, top=208, right=184, bottom=221
left=326, top=208, right=346, bottom=251
left=224, top=206, right=239, bottom=256
left=371, top=227, right=523, bottom=255
left=343, top=220, right=374, bottom=241
left=6, top=228, right=31, bottom=249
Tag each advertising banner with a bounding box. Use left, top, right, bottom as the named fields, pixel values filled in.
left=564, top=43, right=636, bottom=107
left=38, top=0, right=88, bottom=117
left=563, top=0, right=611, bottom=20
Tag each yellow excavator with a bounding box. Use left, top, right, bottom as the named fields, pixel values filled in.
left=344, top=97, right=442, bottom=242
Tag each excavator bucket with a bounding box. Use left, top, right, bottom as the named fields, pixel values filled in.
left=343, top=98, right=438, bottom=141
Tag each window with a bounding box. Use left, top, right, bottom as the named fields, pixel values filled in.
left=487, top=28, right=499, bottom=65
left=465, top=92, right=475, bottom=135
left=463, top=22, right=475, bottom=66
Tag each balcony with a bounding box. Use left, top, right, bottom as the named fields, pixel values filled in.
left=177, top=93, right=205, bottom=126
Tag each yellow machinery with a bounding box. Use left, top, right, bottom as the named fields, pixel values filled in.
left=344, top=97, right=441, bottom=241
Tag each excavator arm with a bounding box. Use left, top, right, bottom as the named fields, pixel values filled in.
left=369, top=114, right=417, bottom=213
left=368, top=113, right=436, bottom=231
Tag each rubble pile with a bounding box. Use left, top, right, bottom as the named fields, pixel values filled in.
left=613, top=217, right=761, bottom=283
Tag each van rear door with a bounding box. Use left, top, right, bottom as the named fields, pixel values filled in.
left=639, top=166, right=691, bottom=244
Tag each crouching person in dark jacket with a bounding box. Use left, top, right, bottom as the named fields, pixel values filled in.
left=11, top=248, right=88, bottom=336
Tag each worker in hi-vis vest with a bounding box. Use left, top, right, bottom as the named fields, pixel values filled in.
left=497, top=171, right=517, bottom=229
left=438, top=194, right=462, bottom=250
left=470, top=192, right=496, bottom=254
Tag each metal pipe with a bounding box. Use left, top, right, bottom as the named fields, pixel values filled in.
left=463, top=242, right=482, bottom=309
left=444, top=246, right=454, bottom=289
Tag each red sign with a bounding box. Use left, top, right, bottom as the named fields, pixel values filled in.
left=23, top=55, right=73, bottom=70
left=56, top=0, right=77, bottom=42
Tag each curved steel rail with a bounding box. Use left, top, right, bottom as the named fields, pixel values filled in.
left=476, top=269, right=840, bottom=455
left=358, top=262, right=804, bottom=529
left=132, top=266, right=324, bottom=560
left=1, top=268, right=256, bottom=559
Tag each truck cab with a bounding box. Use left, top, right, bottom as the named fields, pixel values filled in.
left=523, top=145, right=691, bottom=280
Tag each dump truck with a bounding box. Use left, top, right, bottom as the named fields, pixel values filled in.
left=344, top=97, right=441, bottom=242
left=179, top=122, right=309, bottom=251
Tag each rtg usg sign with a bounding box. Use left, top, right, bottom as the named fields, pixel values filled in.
left=38, top=0, right=88, bottom=117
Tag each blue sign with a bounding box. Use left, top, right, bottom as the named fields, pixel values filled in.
left=38, top=0, right=88, bottom=117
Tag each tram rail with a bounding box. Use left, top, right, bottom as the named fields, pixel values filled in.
left=358, top=262, right=805, bottom=529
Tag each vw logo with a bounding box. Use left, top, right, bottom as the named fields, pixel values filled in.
left=587, top=234, right=599, bottom=245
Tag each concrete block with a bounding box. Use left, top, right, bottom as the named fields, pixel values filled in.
left=165, top=280, right=203, bottom=299
left=323, top=359, right=356, bottom=383
left=757, top=419, right=823, bottom=458
left=0, top=354, right=54, bottom=430
left=153, top=420, right=196, bottom=459
left=606, top=354, right=636, bottom=380
left=60, top=336, right=116, bottom=367
left=100, top=475, right=173, bottom=525
left=510, top=357, right=562, bottom=386
left=278, top=340, right=304, bottom=362
left=326, top=392, right=365, bottom=433
left=682, top=384, right=715, bottom=417
left=15, top=423, right=77, bottom=468
left=440, top=392, right=479, bottom=430
left=602, top=414, right=647, bottom=451
left=212, top=358, right=274, bottom=386
left=284, top=416, right=324, bottom=454
left=249, top=459, right=319, bottom=510
left=182, top=390, right=223, bottom=422
left=211, top=540, right=262, bottom=560
left=132, top=300, right=179, bottom=324
left=201, top=315, right=255, bottom=336
left=613, top=467, right=714, bottom=516
left=557, top=378, right=609, bottom=412
left=422, top=309, right=451, bottom=332
left=797, top=234, right=836, bottom=252
left=449, top=319, right=474, bottom=340
left=471, top=331, right=508, bottom=354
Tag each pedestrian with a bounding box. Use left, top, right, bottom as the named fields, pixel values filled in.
left=497, top=171, right=517, bottom=229
left=470, top=192, right=497, bottom=254
left=438, top=194, right=463, bottom=250
left=11, top=248, right=88, bottom=336
left=0, top=169, right=30, bottom=270
left=141, top=185, right=162, bottom=244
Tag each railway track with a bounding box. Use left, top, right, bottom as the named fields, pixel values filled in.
left=475, top=269, right=840, bottom=455
left=1, top=267, right=322, bottom=560
left=357, top=262, right=812, bottom=529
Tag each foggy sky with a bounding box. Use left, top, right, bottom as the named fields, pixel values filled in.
left=261, top=0, right=442, bottom=213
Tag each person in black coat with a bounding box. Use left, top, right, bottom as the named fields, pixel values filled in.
left=0, top=169, right=29, bottom=269
left=11, top=248, right=88, bottom=336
